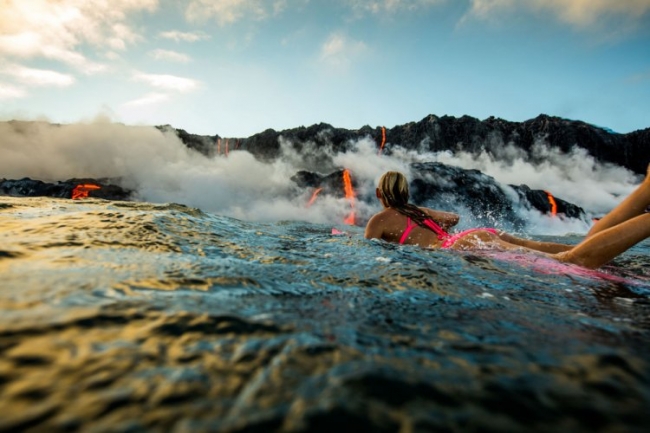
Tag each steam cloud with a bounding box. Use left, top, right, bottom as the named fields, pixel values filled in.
left=0, top=119, right=642, bottom=234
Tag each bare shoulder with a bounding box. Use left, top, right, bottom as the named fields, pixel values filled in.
left=364, top=209, right=394, bottom=239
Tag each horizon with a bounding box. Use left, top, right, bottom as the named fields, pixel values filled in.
left=1, top=1, right=649, bottom=137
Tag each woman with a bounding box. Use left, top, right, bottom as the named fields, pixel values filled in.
left=364, top=168, right=650, bottom=269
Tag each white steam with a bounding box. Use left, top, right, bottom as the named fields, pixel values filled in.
left=0, top=119, right=642, bottom=234
left=429, top=140, right=640, bottom=216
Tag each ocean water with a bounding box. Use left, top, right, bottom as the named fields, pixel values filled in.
left=1, top=195, right=649, bottom=432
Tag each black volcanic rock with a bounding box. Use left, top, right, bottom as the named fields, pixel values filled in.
left=157, top=125, right=218, bottom=156
left=171, top=114, right=648, bottom=175
left=0, top=178, right=132, bottom=201
left=293, top=162, right=586, bottom=229
left=240, top=123, right=377, bottom=162
left=292, top=169, right=360, bottom=199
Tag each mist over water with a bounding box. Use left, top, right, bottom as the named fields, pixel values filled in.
left=0, top=120, right=642, bottom=234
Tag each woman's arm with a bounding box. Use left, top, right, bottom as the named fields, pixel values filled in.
left=422, top=208, right=460, bottom=231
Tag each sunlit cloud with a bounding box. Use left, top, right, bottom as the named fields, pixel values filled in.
left=149, top=49, right=192, bottom=63
left=123, top=92, right=170, bottom=107
left=1, top=64, right=75, bottom=87
left=159, top=30, right=211, bottom=42
left=344, top=0, right=445, bottom=14
left=465, top=0, right=650, bottom=27
left=0, top=83, right=27, bottom=100
left=185, top=0, right=291, bottom=25
left=0, top=0, right=158, bottom=73
left=319, top=33, right=368, bottom=70
left=132, top=72, right=200, bottom=92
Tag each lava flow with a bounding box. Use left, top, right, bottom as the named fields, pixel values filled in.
left=306, top=188, right=323, bottom=208
left=71, top=184, right=101, bottom=200
left=377, top=126, right=386, bottom=156
left=342, top=169, right=356, bottom=225
left=545, top=191, right=558, bottom=216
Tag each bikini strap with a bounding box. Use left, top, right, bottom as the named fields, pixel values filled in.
left=399, top=217, right=418, bottom=244
left=422, top=218, right=451, bottom=240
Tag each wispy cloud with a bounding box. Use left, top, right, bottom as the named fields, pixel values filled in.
left=0, top=0, right=158, bottom=73
left=1, top=64, right=75, bottom=87
left=123, top=92, right=170, bottom=107
left=319, top=33, right=368, bottom=70
left=0, top=83, right=27, bottom=100
left=626, top=69, right=650, bottom=84
left=149, top=49, right=192, bottom=63
left=159, top=30, right=211, bottom=42
left=132, top=72, right=200, bottom=92
left=185, top=0, right=291, bottom=25
left=344, top=0, right=445, bottom=15
left=465, top=0, right=650, bottom=27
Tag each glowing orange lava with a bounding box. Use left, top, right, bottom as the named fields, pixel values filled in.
left=342, top=169, right=356, bottom=225
left=377, top=126, right=386, bottom=155
left=544, top=190, right=557, bottom=216
left=306, top=188, right=323, bottom=207
left=72, top=184, right=101, bottom=200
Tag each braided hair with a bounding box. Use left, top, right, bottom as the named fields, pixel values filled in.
left=377, top=171, right=440, bottom=231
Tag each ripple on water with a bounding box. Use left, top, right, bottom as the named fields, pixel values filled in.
left=0, top=196, right=649, bottom=431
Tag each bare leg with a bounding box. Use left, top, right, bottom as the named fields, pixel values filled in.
left=554, top=213, right=650, bottom=268
left=587, top=163, right=650, bottom=238
left=497, top=231, right=573, bottom=254
left=449, top=230, right=566, bottom=253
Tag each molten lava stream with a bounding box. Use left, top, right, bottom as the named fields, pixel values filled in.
left=377, top=126, right=386, bottom=155
left=544, top=191, right=558, bottom=216
left=342, top=169, right=356, bottom=225
left=306, top=188, right=322, bottom=208
left=72, top=184, right=101, bottom=200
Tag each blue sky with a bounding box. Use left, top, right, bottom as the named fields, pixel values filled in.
left=1, top=0, right=649, bottom=137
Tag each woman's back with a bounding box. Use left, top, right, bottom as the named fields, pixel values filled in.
left=365, top=208, right=448, bottom=248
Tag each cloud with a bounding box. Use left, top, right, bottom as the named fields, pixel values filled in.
left=626, top=69, right=650, bottom=84
left=184, top=0, right=291, bottom=25
left=159, top=30, right=211, bottom=42
left=319, top=33, right=368, bottom=70
left=0, top=83, right=27, bottom=100
left=0, top=64, right=75, bottom=87
left=344, top=0, right=445, bottom=15
left=465, top=0, right=650, bottom=27
left=123, top=92, right=170, bottom=107
left=132, top=72, right=200, bottom=92
left=149, top=49, right=192, bottom=63
left=0, top=0, right=158, bottom=73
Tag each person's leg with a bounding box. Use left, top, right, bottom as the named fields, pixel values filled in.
left=554, top=213, right=650, bottom=268
left=496, top=231, right=573, bottom=254
left=449, top=230, right=560, bottom=253
left=587, top=164, right=650, bottom=238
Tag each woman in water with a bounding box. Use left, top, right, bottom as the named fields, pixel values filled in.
left=364, top=168, right=650, bottom=269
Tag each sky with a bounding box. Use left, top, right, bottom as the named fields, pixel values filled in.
left=1, top=0, right=649, bottom=137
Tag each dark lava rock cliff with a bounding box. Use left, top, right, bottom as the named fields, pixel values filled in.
left=181, top=114, right=648, bottom=175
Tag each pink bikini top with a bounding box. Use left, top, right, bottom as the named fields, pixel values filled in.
left=399, top=217, right=498, bottom=249
left=399, top=217, right=450, bottom=244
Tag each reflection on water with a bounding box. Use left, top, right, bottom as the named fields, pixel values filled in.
left=1, top=196, right=649, bottom=431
